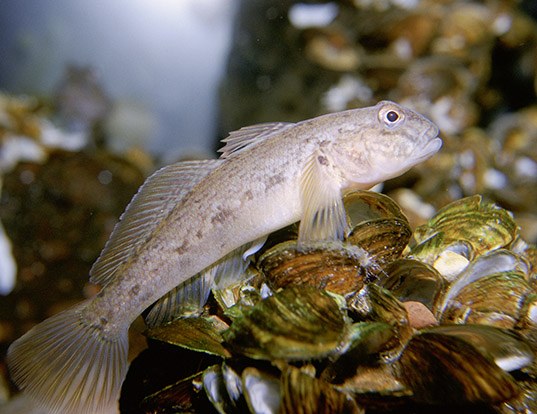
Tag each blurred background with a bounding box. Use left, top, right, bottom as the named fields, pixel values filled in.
left=0, top=0, right=236, bottom=158
left=0, top=0, right=536, bottom=409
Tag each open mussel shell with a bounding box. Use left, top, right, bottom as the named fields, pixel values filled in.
left=440, top=271, right=532, bottom=328
left=379, top=258, right=445, bottom=310
left=413, top=195, right=519, bottom=256
left=203, top=363, right=276, bottom=414
left=436, top=249, right=531, bottom=320
left=222, top=362, right=244, bottom=406
left=397, top=325, right=523, bottom=405
left=257, top=240, right=368, bottom=296
left=222, top=285, right=347, bottom=360
left=146, top=315, right=231, bottom=358
left=343, top=190, right=409, bottom=227
left=410, top=233, right=474, bottom=280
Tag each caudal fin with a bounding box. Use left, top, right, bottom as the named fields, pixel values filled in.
left=7, top=303, right=129, bottom=414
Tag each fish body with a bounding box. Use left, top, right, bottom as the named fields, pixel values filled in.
left=7, top=101, right=441, bottom=413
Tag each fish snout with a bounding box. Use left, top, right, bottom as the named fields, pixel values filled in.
left=412, top=122, right=442, bottom=162
left=423, top=122, right=441, bottom=142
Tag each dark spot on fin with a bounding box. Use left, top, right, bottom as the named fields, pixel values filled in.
left=317, top=155, right=329, bottom=166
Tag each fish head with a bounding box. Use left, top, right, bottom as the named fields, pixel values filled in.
left=334, top=100, right=442, bottom=188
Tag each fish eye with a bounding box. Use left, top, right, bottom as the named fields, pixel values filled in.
left=378, top=103, right=405, bottom=128
left=386, top=110, right=399, bottom=123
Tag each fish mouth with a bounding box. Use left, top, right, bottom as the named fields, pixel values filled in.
left=413, top=125, right=442, bottom=162
left=424, top=122, right=440, bottom=141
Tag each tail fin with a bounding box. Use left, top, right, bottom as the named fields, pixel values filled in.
left=7, top=303, right=129, bottom=414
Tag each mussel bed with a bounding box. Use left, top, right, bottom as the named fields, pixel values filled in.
left=122, top=190, right=537, bottom=414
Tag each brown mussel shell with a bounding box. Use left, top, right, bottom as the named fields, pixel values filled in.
left=257, top=241, right=367, bottom=296
left=397, top=329, right=520, bottom=405
left=222, top=285, right=347, bottom=361
left=346, top=217, right=412, bottom=271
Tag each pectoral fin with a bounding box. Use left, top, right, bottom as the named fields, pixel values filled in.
left=298, top=150, right=346, bottom=245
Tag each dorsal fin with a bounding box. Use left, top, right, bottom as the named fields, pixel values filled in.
left=218, top=122, right=294, bottom=159
left=90, top=159, right=223, bottom=286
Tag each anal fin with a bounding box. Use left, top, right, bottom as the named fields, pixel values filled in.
left=145, top=237, right=267, bottom=327
left=145, top=270, right=216, bottom=327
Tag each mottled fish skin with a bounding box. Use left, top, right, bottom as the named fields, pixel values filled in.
left=6, top=101, right=441, bottom=413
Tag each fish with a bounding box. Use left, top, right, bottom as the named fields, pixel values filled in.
left=6, top=101, right=441, bottom=413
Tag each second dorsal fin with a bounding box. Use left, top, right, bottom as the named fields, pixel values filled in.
left=90, top=159, right=223, bottom=286
left=218, top=122, right=294, bottom=159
